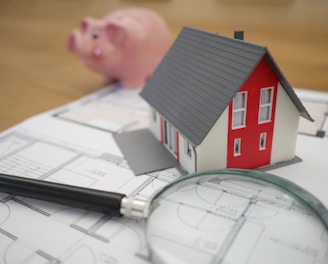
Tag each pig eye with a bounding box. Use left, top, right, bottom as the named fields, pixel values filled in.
left=92, top=30, right=100, bottom=39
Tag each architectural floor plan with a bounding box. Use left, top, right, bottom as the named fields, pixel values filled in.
left=56, top=84, right=149, bottom=133
left=0, top=84, right=327, bottom=263
left=146, top=173, right=328, bottom=263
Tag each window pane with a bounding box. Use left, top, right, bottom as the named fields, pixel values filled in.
left=259, top=106, right=270, bottom=122
left=259, top=133, right=267, bottom=150
left=233, top=111, right=245, bottom=126
left=234, top=138, right=241, bottom=156
left=232, top=92, right=247, bottom=128
left=259, top=88, right=273, bottom=123
left=234, top=93, right=245, bottom=109
left=261, top=89, right=271, bottom=104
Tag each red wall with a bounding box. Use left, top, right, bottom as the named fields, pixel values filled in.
left=227, top=58, right=278, bottom=169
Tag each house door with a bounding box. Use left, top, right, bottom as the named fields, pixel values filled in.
left=163, top=120, right=178, bottom=158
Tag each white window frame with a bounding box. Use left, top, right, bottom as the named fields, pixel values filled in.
left=259, top=132, right=267, bottom=150
left=259, top=87, right=274, bottom=124
left=232, top=92, right=247, bottom=129
left=234, top=138, right=241, bottom=157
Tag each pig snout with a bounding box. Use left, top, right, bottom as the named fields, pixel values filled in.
left=67, top=31, right=102, bottom=61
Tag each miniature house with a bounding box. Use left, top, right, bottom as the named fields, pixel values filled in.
left=140, top=27, right=313, bottom=173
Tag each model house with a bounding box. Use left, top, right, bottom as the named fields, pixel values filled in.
left=140, top=27, right=313, bottom=173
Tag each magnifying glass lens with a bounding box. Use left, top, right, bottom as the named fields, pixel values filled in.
left=146, top=170, right=328, bottom=264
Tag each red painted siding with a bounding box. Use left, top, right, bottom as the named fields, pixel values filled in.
left=227, top=58, right=278, bottom=169
left=160, top=116, right=164, bottom=144
left=176, top=131, right=180, bottom=162
left=160, top=116, right=180, bottom=162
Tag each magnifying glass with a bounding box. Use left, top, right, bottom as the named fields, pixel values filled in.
left=0, top=169, right=327, bottom=263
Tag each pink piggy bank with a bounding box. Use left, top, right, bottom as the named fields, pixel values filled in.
left=67, top=8, right=171, bottom=88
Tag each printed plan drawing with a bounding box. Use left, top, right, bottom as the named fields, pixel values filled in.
left=297, top=89, right=328, bottom=137
left=147, top=175, right=328, bottom=263
left=0, top=84, right=181, bottom=264
left=0, top=129, right=180, bottom=263
left=0, top=84, right=327, bottom=263
left=57, top=84, right=149, bottom=133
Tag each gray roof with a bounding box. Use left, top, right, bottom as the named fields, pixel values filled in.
left=140, top=27, right=313, bottom=146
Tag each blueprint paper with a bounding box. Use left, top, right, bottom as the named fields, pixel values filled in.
left=296, top=88, right=328, bottom=137
left=57, top=85, right=149, bottom=133
left=0, top=84, right=327, bottom=263
left=0, top=85, right=181, bottom=263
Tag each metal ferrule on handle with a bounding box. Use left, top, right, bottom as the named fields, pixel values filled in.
left=120, top=197, right=148, bottom=218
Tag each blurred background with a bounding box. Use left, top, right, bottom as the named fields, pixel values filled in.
left=0, top=0, right=327, bottom=130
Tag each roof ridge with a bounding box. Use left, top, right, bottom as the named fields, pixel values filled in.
left=182, top=26, right=268, bottom=51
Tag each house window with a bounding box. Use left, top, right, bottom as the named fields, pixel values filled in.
left=164, top=120, right=177, bottom=155
left=152, top=109, right=157, bottom=122
left=259, top=132, right=267, bottom=150
left=232, top=92, right=247, bottom=129
left=184, top=139, right=192, bottom=157
left=234, top=138, right=241, bottom=156
left=259, top=87, right=274, bottom=123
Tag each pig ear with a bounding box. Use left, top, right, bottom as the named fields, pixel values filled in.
left=81, top=17, right=95, bottom=33
left=105, top=23, right=125, bottom=45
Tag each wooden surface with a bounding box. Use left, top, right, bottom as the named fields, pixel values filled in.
left=0, top=0, right=327, bottom=131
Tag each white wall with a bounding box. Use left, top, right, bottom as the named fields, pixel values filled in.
left=178, top=134, right=196, bottom=173
left=148, top=108, right=161, bottom=141
left=195, top=108, right=229, bottom=172
left=271, top=83, right=300, bottom=164
left=150, top=107, right=229, bottom=173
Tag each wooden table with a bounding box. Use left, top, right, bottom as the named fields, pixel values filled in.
left=0, top=0, right=327, bottom=131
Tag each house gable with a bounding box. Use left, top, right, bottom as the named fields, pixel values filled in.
left=227, top=58, right=278, bottom=169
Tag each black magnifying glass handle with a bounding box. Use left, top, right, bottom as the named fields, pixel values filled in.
left=0, top=173, right=147, bottom=218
